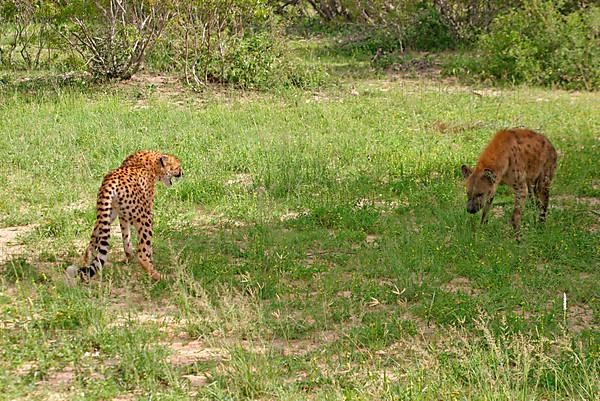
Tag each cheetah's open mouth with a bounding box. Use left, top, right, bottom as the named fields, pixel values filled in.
left=162, top=176, right=174, bottom=187
left=166, top=174, right=182, bottom=187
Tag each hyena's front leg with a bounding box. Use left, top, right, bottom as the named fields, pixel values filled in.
left=511, top=181, right=528, bottom=240
left=480, top=197, right=494, bottom=224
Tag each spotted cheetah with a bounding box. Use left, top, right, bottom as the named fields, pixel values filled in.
left=75, top=151, right=182, bottom=281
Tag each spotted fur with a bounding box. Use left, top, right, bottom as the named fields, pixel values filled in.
left=79, top=151, right=182, bottom=281
left=461, top=128, right=557, bottom=240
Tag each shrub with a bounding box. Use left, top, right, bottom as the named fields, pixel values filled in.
left=57, top=0, right=172, bottom=80
left=0, top=0, right=60, bottom=69
left=348, top=1, right=457, bottom=52
left=472, top=1, right=600, bottom=90
left=206, top=31, right=327, bottom=89
left=431, top=0, right=524, bottom=44
left=404, top=2, right=456, bottom=51
left=168, top=0, right=327, bottom=90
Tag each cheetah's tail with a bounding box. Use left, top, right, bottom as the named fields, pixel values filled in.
left=78, top=186, right=116, bottom=281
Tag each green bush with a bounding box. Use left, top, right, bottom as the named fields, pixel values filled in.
left=404, top=2, right=456, bottom=51
left=471, top=1, right=600, bottom=90
left=161, top=0, right=328, bottom=90
left=146, top=28, right=328, bottom=90
left=209, top=31, right=328, bottom=90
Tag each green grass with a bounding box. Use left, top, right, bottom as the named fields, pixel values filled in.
left=0, top=71, right=598, bottom=399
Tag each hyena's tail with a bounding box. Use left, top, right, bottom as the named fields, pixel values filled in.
left=78, top=184, right=117, bottom=281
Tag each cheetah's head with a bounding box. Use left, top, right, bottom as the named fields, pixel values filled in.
left=157, top=154, right=183, bottom=187
left=461, top=165, right=497, bottom=214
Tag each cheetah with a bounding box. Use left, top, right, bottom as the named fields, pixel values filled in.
left=75, top=151, right=182, bottom=281
left=461, top=128, right=557, bottom=240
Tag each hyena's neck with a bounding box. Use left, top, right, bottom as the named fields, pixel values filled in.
left=474, top=130, right=516, bottom=178
left=475, top=148, right=510, bottom=178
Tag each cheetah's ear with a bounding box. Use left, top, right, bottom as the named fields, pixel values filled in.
left=461, top=165, right=472, bottom=180
left=483, top=168, right=496, bottom=184
left=159, top=155, right=168, bottom=167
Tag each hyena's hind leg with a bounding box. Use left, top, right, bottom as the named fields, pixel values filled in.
left=511, top=179, right=528, bottom=241
left=534, top=175, right=553, bottom=223
left=535, top=157, right=557, bottom=223
left=529, top=179, right=543, bottom=215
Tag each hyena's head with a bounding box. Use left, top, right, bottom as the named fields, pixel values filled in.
left=157, top=154, right=183, bottom=187
left=461, top=165, right=497, bottom=214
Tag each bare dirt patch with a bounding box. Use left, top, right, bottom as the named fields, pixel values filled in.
left=431, top=120, right=485, bottom=134
left=0, top=225, right=36, bottom=263
left=354, top=197, right=401, bottom=214
left=12, top=364, right=77, bottom=400
left=386, top=55, right=443, bottom=79
left=193, top=207, right=248, bottom=231
left=280, top=211, right=302, bottom=222
left=15, top=361, right=38, bottom=377
left=513, top=300, right=596, bottom=333
left=491, top=206, right=505, bottom=219
left=105, top=287, right=186, bottom=336
left=271, top=330, right=341, bottom=356
left=224, top=173, right=254, bottom=189
left=443, top=277, right=479, bottom=296
left=183, top=373, right=209, bottom=388
left=554, top=195, right=600, bottom=207
left=64, top=198, right=92, bottom=213
left=43, top=366, right=76, bottom=390
left=118, top=73, right=279, bottom=108
left=167, top=340, right=230, bottom=367
left=118, top=73, right=190, bottom=107
left=365, top=234, right=378, bottom=245
left=111, top=390, right=144, bottom=401
left=108, top=309, right=182, bottom=333
left=568, top=304, right=596, bottom=333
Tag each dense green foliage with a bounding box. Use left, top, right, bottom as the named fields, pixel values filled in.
left=1, top=0, right=599, bottom=89
left=472, top=1, right=600, bottom=90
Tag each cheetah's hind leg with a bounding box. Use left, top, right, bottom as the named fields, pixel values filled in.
left=119, top=217, right=134, bottom=262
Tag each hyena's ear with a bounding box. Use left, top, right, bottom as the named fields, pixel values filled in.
left=159, top=155, right=168, bottom=167
left=483, top=168, right=496, bottom=184
left=461, top=165, right=473, bottom=179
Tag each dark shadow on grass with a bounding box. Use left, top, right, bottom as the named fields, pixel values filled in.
left=0, top=257, right=49, bottom=284
left=0, top=72, right=98, bottom=99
